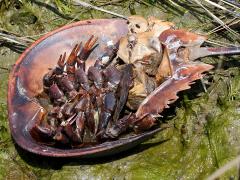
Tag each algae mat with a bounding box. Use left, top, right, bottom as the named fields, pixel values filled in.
left=1, top=1, right=240, bottom=179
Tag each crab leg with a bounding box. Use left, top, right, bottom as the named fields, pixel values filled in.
left=66, top=43, right=82, bottom=77
left=57, top=52, right=66, bottom=69
left=106, top=113, right=135, bottom=138
left=101, top=64, right=134, bottom=138
left=88, top=66, right=103, bottom=89
left=75, top=112, right=86, bottom=142
left=75, top=67, right=90, bottom=91
left=77, top=35, right=98, bottom=70
left=112, top=64, right=134, bottom=122
left=28, top=108, right=56, bottom=142
left=67, top=44, right=81, bottom=66
left=95, top=66, right=122, bottom=138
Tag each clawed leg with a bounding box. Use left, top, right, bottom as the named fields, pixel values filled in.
left=77, top=35, right=98, bottom=70
left=57, top=52, right=66, bottom=69
left=105, top=113, right=135, bottom=138
left=105, top=113, right=157, bottom=138
left=28, top=108, right=56, bottom=141
left=66, top=43, right=82, bottom=76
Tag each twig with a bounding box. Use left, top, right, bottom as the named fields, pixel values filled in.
left=204, top=0, right=240, bottom=17
left=97, top=0, right=125, bottom=7
left=207, top=18, right=240, bottom=35
left=192, top=0, right=240, bottom=38
left=0, top=32, right=33, bottom=46
left=207, top=155, right=240, bottom=180
left=0, top=33, right=28, bottom=46
left=72, top=0, right=127, bottom=19
left=0, top=28, right=35, bottom=41
left=0, top=30, right=33, bottom=53
left=221, top=0, right=240, bottom=9
left=206, top=39, right=238, bottom=47
left=0, top=66, right=10, bottom=71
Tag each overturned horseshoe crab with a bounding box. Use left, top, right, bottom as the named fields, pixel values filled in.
left=8, top=17, right=240, bottom=157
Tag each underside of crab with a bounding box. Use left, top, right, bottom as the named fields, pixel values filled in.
left=29, top=35, right=213, bottom=148
left=8, top=17, right=240, bottom=157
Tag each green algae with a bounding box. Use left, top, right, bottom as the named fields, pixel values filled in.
left=1, top=1, right=240, bottom=179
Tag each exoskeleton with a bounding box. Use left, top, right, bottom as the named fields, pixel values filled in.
left=21, top=16, right=240, bottom=153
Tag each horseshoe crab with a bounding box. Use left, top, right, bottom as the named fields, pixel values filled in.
left=8, top=17, right=240, bottom=157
